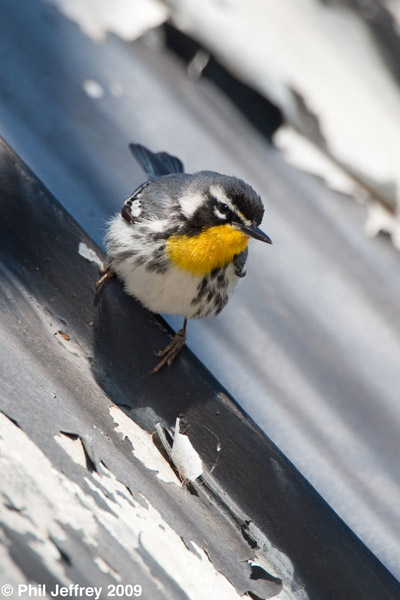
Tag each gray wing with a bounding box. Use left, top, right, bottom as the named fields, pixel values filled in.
left=129, top=143, right=184, bottom=176
left=121, top=173, right=193, bottom=224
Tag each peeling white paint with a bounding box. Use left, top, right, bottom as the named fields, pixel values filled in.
left=78, top=241, right=103, bottom=267
left=94, top=556, right=122, bottom=582
left=54, top=433, right=88, bottom=468
left=0, top=414, right=99, bottom=550
left=86, top=466, right=242, bottom=599
left=109, top=405, right=179, bottom=485
left=275, top=126, right=362, bottom=200
left=167, top=0, right=400, bottom=238
left=171, top=418, right=203, bottom=482
left=365, top=201, right=400, bottom=250
left=0, top=415, right=244, bottom=598
left=46, top=0, right=169, bottom=42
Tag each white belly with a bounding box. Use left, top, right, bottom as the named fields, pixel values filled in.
left=114, top=259, right=239, bottom=319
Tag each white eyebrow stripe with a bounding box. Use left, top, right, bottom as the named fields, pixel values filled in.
left=209, top=184, right=252, bottom=226
left=209, top=185, right=235, bottom=212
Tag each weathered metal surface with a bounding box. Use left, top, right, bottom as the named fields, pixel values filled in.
left=1, top=139, right=400, bottom=597
left=1, top=0, right=400, bottom=584
left=0, top=138, right=281, bottom=599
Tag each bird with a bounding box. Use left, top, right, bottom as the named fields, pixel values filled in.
left=97, top=143, right=272, bottom=373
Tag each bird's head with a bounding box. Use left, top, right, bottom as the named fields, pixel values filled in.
left=178, top=172, right=272, bottom=244
left=166, top=173, right=272, bottom=276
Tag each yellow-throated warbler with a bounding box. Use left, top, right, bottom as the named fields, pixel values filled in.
left=98, top=144, right=272, bottom=372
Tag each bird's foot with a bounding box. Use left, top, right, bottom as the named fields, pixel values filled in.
left=94, top=263, right=115, bottom=305
left=152, top=327, right=187, bottom=373
left=96, top=263, right=115, bottom=292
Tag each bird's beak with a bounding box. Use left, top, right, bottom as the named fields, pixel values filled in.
left=240, top=224, right=272, bottom=244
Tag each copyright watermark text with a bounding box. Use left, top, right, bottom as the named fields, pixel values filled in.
left=1, top=584, right=143, bottom=598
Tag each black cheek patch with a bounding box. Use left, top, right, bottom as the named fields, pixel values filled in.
left=187, top=204, right=219, bottom=236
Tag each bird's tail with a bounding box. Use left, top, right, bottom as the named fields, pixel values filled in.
left=129, top=143, right=184, bottom=176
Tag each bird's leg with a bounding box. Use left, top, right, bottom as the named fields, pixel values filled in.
left=94, top=262, right=115, bottom=306
left=96, top=262, right=115, bottom=293
left=152, top=318, right=187, bottom=373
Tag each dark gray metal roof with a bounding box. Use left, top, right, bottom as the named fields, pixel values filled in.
left=1, top=0, right=400, bottom=594
left=1, top=133, right=399, bottom=600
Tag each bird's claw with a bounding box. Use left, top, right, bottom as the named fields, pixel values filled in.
left=96, top=263, right=114, bottom=291
left=94, top=263, right=115, bottom=306
left=151, top=328, right=187, bottom=373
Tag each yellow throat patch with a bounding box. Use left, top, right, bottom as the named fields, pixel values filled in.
left=166, top=224, right=249, bottom=276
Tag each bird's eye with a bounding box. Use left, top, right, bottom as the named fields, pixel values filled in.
left=218, top=203, right=230, bottom=214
